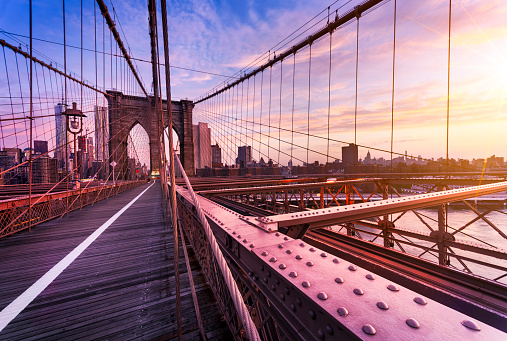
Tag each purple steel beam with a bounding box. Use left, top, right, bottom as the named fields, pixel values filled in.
left=257, top=181, right=507, bottom=229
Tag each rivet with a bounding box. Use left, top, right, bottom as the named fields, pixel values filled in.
left=387, top=284, right=400, bottom=292
left=285, top=287, right=290, bottom=295
left=317, top=329, right=325, bottom=340
left=279, top=263, right=287, bottom=269
left=260, top=265, right=264, bottom=271
left=296, top=255, right=303, bottom=260
left=284, top=237, right=289, bottom=240
left=243, top=239, right=248, bottom=243
left=248, top=271, right=253, bottom=276
left=267, top=271, right=271, bottom=278
left=461, top=320, right=481, bottom=331
left=296, top=298, right=302, bottom=306
left=362, top=324, right=376, bottom=335
left=317, top=292, right=328, bottom=300
left=232, top=231, right=236, bottom=234
left=278, top=244, right=284, bottom=249
left=309, top=310, right=316, bottom=320
left=280, top=293, right=285, bottom=301
left=326, top=325, right=334, bottom=335
left=263, top=277, right=268, bottom=283
left=414, top=297, right=427, bottom=305
left=302, top=281, right=311, bottom=288
left=366, top=274, right=375, bottom=280
left=289, top=271, right=298, bottom=278
left=337, top=307, right=348, bottom=317
left=310, top=247, right=316, bottom=252
left=237, top=235, right=242, bottom=238
left=376, top=301, right=389, bottom=310
left=270, top=257, right=277, bottom=262
left=271, top=284, right=276, bottom=291
left=348, top=265, right=357, bottom=271
left=275, top=232, right=280, bottom=236
left=306, top=261, right=314, bottom=267
left=335, top=277, right=344, bottom=284
left=249, top=244, right=255, bottom=248
left=261, top=251, right=269, bottom=256
left=353, top=288, right=364, bottom=295
left=300, top=243, right=305, bottom=247
left=291, top=304, right=296, bottom=311
left=406, top=318, right=420, bottom=329
left=275, top=279, right=279, bottom=285
left=333, top=258, right=340, bottom=264
left=320, top=252, right=327, bottom=257
left=286, top=249, right=293, bottom=254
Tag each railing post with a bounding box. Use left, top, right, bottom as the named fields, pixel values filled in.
left=437, top=185, right=450, bottom=265
left=320, top=186, right=324, bottom=209
left=345, top=185, right=355, bottom=236
left=299, top=188, right=305, bottom=211
left=381, top=183, right=393, bottom=248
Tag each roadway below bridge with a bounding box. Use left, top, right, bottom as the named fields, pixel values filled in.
left=0, top=181, right=231, bottom=340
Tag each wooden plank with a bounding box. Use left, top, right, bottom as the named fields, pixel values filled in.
left=0, top=181, right=232, bottom=340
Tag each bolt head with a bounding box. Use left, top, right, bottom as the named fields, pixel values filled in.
left=335, top=277, right=344, bottom=284
left=317, top=292, right=328, bottom=300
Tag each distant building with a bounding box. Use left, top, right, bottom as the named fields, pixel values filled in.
left=33, top=140, right=48, bottom=155
left=236, top=145, right=252, bottom=168
left=193, top=122, right=211, bottom=169
left=94, top=106, right=108, bottom=161
left=55, top=103, right=72, bottom=170
left=1, top=148, right=21, bottom=167
left=342, top=143, right=358, bottom=166
left=211, top=143, right=222, bottom=168
left=32, top=157, right=58, bottom=183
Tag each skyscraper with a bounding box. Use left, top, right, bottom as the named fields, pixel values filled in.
left=211, top=143, right=222, bottom=168
left=342, top=143, right=358, bottom=166
left=94, top=106, right=108, bottom=161
left=55, top=103, right=72, bottom=170
left=33, top=140, right=48, bottom=155
left=193, top=122, right=211, bottom=169
left=236, top=145, right=252, bottom=167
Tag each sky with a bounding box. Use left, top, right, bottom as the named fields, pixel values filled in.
left=0, top=0, right=506, bottom=167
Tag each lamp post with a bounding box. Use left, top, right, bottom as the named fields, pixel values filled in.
left=64, top=102, right=86, bottom=190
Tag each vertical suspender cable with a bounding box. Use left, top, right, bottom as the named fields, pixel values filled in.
left=268, top=65, right=272, bottom=160
left=149, top=0, right=184, bottom=340
left=63, top=0, right=68, bottom=215
left=354, top=12, right=360, bottom=147
left=252, top=75, right=255, bottom=149
left=446, top=0, right=451, bottom=170
left=390, top=0, right=397, bottom=173
left=278, top=60, right=282, bottom=165
left=446, top=0, right=452, bottom=232
left=259, top=71, right=263, bottom=161
left=290, top=52, right=295, bottom=171
left=159, top=0, right=186, bottom=338
left=327, top=30, right=332, bottom=165
left=246, top=78, right=249, bottom=148
left=307, top=43, right=312, bottom=167
left=29, top=0, right=33, bottom=232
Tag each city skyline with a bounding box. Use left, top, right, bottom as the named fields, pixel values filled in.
left=1, top=0, right=506, bottom=168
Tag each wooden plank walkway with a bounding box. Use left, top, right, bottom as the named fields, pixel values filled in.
left=0, top=181, right=232, bottom=340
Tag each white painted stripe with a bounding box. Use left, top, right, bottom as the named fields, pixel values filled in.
left=0, top=181, right=155, bottom=332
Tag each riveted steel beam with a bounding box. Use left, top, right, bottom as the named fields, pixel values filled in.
left=175, top=185, right=507, bottom=337
left=265, top=182, right=507, bottom=229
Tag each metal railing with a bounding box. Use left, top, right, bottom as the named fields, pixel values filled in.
left=199, top=177, right=507, bottom=283
left=0, top=180, right=148, bottom=239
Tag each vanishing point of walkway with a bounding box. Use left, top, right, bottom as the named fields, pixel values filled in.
left=0, top=181, right=231, bottom=340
